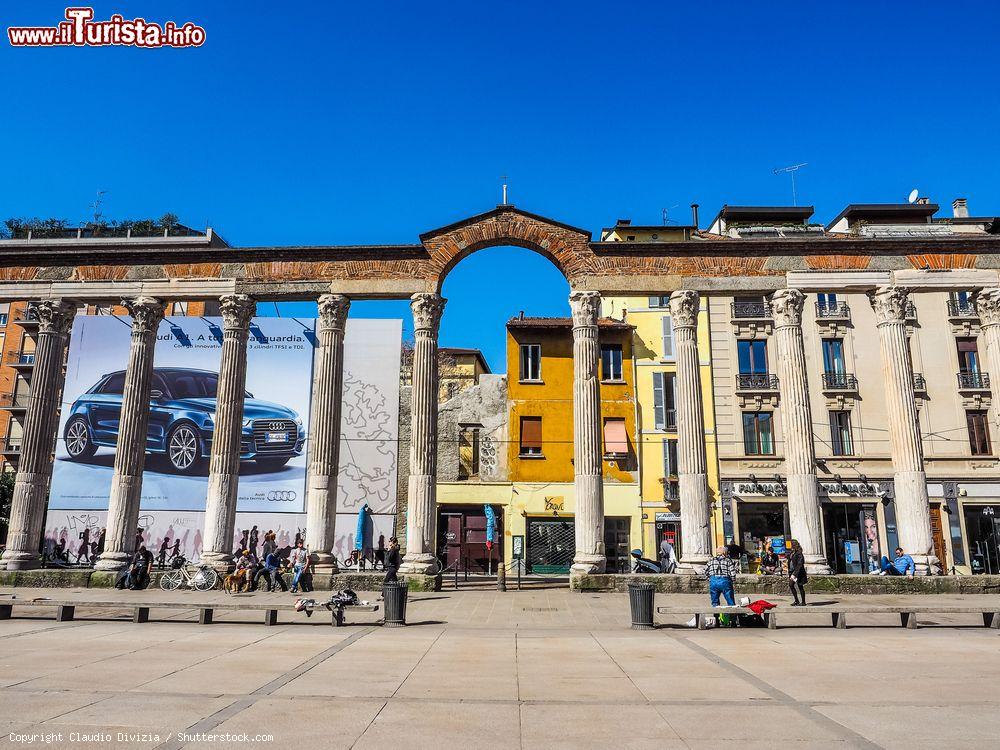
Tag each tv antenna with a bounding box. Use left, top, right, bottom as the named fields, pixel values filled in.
left=89, top=190, right=107, bottom=225
left=662, top=205, right=679, bottom=225
left=772, top=163, right=807, bottom=206
left=907, top=188, right=919, bottom=204
left=500, top=175, right=508, bottom=205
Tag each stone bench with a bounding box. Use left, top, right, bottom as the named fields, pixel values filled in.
left=656, top=604, right=1000, bottom=630
left=0, top=597, right=378, bottom=627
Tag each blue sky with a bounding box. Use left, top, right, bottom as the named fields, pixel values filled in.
left=3, top=1, right=999, bottom=370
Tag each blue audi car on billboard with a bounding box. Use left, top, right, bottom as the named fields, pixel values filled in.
left=63, top=367, right=305, bottom=474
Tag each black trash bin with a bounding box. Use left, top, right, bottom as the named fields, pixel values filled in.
left=628, top=581, right=655, bottom=630
left=382, top=580, right=408, bottom=627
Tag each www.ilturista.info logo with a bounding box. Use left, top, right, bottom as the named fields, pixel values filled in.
left=8, top=7, right=206, bottom=48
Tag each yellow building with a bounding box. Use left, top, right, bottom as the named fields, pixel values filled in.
left=601, top=295, right=723, bottom=560
left=505, top=316, right=642, bottom=574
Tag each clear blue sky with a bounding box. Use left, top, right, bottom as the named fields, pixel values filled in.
left=4, top=1, right=999, bottom=370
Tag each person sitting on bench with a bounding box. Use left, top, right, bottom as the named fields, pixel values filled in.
left=115, top=545, right=153, bottom=590
left=253, top=549, right=288, bottom=592
left=879, top=547, right=915, bottom=577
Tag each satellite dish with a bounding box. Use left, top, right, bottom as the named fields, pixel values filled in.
left=908, top=189, right=919, bottom=204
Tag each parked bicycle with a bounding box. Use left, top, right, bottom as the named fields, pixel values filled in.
left=158, top=557, right=219, bottom=591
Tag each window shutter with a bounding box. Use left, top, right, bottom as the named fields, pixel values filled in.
left=662, top=438, right=673, bottom=476
left=653, top=373, right=665, bottom=430
left=520, top=417, right=542, bottom=450
left=603, top=418, right=628, bottom=455
left=661, top=316, right=674, bottom=359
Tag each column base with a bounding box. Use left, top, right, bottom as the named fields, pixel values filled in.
left=200, top=551, right=235, bottom=573
left=93, top=552, right=129, bottom=572
left=570, top=552, right=606, bottom=575
left=398, top=552, right=437, bottom=575
left=677, top=553, right=711, bottom=575
left=910, top=554, right=941, bottom=576
left=805, top=554, right=833, bottom=575
left=0, top=552, right=40, bottom=571
left=310, top=552, right=339, bottom=575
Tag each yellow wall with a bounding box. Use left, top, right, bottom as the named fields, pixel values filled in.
left=602, top=295, right=723, bottom=559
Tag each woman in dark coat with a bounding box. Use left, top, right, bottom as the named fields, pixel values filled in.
left=787, top=539, right=808, bottom=606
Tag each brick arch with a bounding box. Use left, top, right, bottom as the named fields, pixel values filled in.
left=419, top=206, right=595, bottom=290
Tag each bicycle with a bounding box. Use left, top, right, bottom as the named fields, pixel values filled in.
left=159, top=558, right=219, bottom=591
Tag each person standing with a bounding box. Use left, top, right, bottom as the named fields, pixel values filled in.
left=384, top=537, right=401, bottom=582
left=787, top=538, right=808, bottom=606
left=659, top=535, right=677, bottom=574
left=248, top=525, right=259, bottom=556
left=288, top=540, right=309, bottom=593
left=157, top=537, right=170, bottom=569
left=703, top=546, right=739, bottom=607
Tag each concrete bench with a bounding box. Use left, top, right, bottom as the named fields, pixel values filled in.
left=656, top=604, right=1000, bottom=630
left=0, top=597, right=378, bottom=627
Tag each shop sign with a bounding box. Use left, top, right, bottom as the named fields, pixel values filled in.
left=544, top=496, right=564, bottom=511
left=512, top=535, right=524, bottom=559
left=655, top=512, right=681, bottom=522
left=734, top=481, right=787, bottom=497
left=820, top=481, right=881, bottom=498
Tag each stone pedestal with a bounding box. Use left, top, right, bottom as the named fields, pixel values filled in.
left=570, top=291, right=606, bottom=575
left=976, top=289, right=1000, bottom=441
left=771, top=289, right=832, bottom=574
left=399, top=294, right=446, bottom=575
left=95, top=297, right=166, bottom=572
left=0, top=300, right=76, bottom=571
left=669, top=291, right=712, bottom=572
left=201, top=295, right=256, bottom=572
left=305, top=294, right=351, bottom=571
left=871, top=286, right=937, bottom=575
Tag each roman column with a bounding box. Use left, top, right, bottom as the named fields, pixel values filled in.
left=670, top=290, right=712, bottom=572
left=95, top=297, right=166, bottom=571
left=976, top=288, right=1000, bottom=439
left=570, top=290, right=606, bottom=575
left=201, top=294, right=256, bottom=571
left=870, top=286, right=937, bottom=575
left=771, top=289, right=832, bottom=574
left=305, top=293, right=351, bottom=571
left=399, top=293, right=446, bottom=575
left=0, top=300, right=77, bottom=570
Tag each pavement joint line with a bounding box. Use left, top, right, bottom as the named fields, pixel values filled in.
left=672, top=634, right=884, bottom=750
left=155, top=626, right=374, bottom=750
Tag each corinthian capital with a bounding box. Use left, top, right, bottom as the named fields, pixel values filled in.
left=869, top=285, right=910, bottom=325
left=410, top=293, right=445, bottom=334
left=668, top=290, right=699, bottom=328
left=35, top=299, right=77, bottom=335
left=976, top=288, right=1000, bottom=326
left=219, top=294, right=255, bottom=331
left=771, top=288, right=805, bottom=328
left=317, top=294, right=351, bottom=332
left=569, top=291, right=601, bottom=328
left=122, top=296, right=166, bottom=334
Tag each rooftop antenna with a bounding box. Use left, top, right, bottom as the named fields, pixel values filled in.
left=662, top=205, right=679, bottom=225
left=501, top=175, right=508, bottom=205
left=772, top=163, right=807, bottom=206
left=907, top=188, right=919, bottom=204
left=89, top=189, right=107, bottom=225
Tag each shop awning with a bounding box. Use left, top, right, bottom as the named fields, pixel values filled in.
left=604, top=418, right=628, bottom=455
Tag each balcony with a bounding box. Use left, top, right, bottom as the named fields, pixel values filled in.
left=0, top=393, right=30, bottom=413
left=905, top=302, right=917, bottom=321
left=822, top=372, right=859, bottom=392
left=947, top=299, right=978, bottom=319
left=4, top=351, right=36, bottom=371
left=731, top=301, right=772, bottom=320
left=815, top=301, right=851, bottom=321
left=660, top=478, right=680, bottom=503
left=913, top=373, right=927, bottom=392
left=0, top=437, right=22, bottom=456
left=736, top=373, right=779, bottom=392
left=13, top=306, right=41, bottom=329
left=957, top=371, right=990, bottom=391
left=658, top=409, right=678, bottom=432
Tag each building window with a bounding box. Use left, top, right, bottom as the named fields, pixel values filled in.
left=648, top=296, right=670, bottom=308
left=0, top=302, right=9, bottom=327
left=661, top=315, right=675, bottom=360
left=967, top=411, right=991, bottom=456
left=662, top=438, right=678, bottom=478
left=822, top=338, right=846, bottom=374
left=603, top=417, right=628, bottom=457
left=950, top=291, right=976, bottom=316
left=600, top=344, right=623, bottom=381
left=170, top=301, right=189, bottom=316
left=458, top=424, right=481, bottom=479
left=817, top=292, right=838, bottom=310
left=519, top=416, right=543, bottom=456
left=653, top=372, right=677, bottom=430
left=742, top=412, right=775, bottom=455
left=957, top=338, right=980, bottom=373
left=829, top=411, right=854, bottom=456
left=737, top=339, right=768, bottom=374
left=519, top=344, right=541, bottom=382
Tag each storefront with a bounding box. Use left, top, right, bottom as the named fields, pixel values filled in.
left=437, top=505, right=503, bottom=574
left=654, top=511, right=682, bottom=562
left=525, top=517, right=575, bottom=574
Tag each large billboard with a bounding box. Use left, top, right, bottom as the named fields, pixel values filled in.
left=46, top=315, right=401, bottom=562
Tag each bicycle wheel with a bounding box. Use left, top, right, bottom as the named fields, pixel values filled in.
left=193, top=567, right=218, bottom=591
left=159, top=570, right=183, bottom=591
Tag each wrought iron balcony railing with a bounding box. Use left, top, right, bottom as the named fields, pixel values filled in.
left=822, top=372, right=858, bottom=391
left=4, top=351, right=35, bottom=366
left=913, top=373, right=927, bottom=391
left=905, top=302, right=917, bottom=320
left=0, top=437, right=22, bottom=453
left=0, top=393, right=30, bottom=409
left=13, top=306, right=41, bottom=325
left=958, top=371, right=990, bottom=390
left=947, top=299, right=978, bottom=318
left=736, top=373, right=779, bottom=391
left=815, top=301, right=851, bottom=320
left=731, top=301, right=772, bottom=320
left=659, top=409, right=677, bottom=432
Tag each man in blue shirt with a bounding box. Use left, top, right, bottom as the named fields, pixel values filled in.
left=252, top=549, right=288, bottom=592
left=879, top=547, right=915, bottom=577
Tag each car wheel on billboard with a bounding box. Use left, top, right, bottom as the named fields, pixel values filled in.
left=64, top=417, right=97, bottom=461
left=255, top=456, right=291, bottom=472
left=165, top=423, right=203, bottom=475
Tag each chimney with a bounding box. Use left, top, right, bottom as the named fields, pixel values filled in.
left=952, top=198, right=969, bottom=218
left=916, top=196, right=930, bottom=205
left=691, top=203, right=700, bottom=228
left=617, top=218, right=631, bottom=226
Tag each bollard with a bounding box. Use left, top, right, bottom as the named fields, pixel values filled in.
left=627, top=581, right=655, bottom=630
left=382, top=580, right=408, bottom=627
left=497, top=562, right=507, bottom=592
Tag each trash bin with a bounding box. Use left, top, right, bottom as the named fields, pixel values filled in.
left=628, top=581, right=655, bottom=630
left=382, top=580, right=408, bottom=627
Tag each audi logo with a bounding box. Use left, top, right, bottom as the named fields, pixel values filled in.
left=267, top=490, right=297, bottom=502
left=267, top=421, right=287, bottom=431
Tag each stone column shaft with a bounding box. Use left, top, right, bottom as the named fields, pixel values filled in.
left=771, top=289, right=831, bottom=574
left=871, top=286, right=936, bottom=575
left=669, top=291, right=712, bottom=571
left=570, top=291, right=606, bottom=575
left=0, top=300, right=77, bottom=570
left=201, top=295, right=256, bottom=571
left=95, top=297, right=166, bottom=571
left=976, top=289, right=1000, bottom=441
left=305, top=294, right=351, bottom=570
left=399, top=293, right=445, bottom=574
